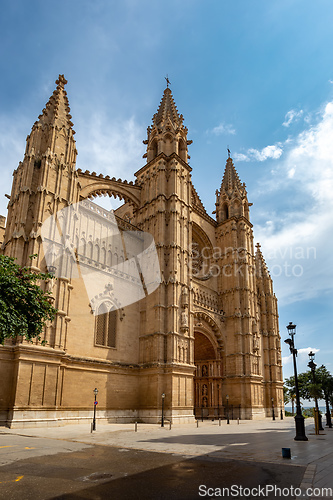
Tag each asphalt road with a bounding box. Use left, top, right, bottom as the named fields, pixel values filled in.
left=0, top=433, right=306, bottom=500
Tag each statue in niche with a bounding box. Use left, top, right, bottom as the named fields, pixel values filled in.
left=181, top=286, right=189, bottom=307
left=181, top=310, right=188, bottom=328
left=180, top=286, right=189, bottom=331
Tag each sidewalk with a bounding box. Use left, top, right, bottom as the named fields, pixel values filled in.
left=1, top=417, right=332, bottom=498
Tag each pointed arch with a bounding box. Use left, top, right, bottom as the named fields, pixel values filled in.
left=194, top=310, right=224, bottom=351
left=95, top=301, right=118, bottom=348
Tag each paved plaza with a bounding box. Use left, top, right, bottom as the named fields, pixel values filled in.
left=0, top=417, right=332, bottom=499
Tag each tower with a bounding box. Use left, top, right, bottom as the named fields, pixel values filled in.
left=255, top=243, right=283, bottom=411
left=3, top=75, right=78, bottom=266
left=135, top=87, right=195, bottom=422
left=2, top=75, right=78, bottom=350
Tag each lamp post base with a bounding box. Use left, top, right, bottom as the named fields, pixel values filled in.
left=294, top=414, right=308, bottom=441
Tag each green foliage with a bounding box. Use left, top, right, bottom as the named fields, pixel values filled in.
left=303, top=408, right=315, bottom=418
left=284, top=364, right=333, bottom=406
left=0, top=254, right=57, bottom=344
left=284, top=371, right=312, bottom=400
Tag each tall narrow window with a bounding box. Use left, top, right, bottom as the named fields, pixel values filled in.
left=95, top=303, right=117, bottom=348
left=108, top=309, right=117, bottom=348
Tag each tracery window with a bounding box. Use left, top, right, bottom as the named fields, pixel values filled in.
left=95, top=302, right=117, bottom=348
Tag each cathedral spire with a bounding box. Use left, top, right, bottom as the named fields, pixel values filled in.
left=153, top=87, right=183, bottom=129
left=143, top=86, right=192, bottom=164
left=25, top=74, right=76, bottom=160
left=37, top=74, right=74, bottom=129
left=255, top=243, right=271, bottom=279
left=215, top=156, right=250, bottom=223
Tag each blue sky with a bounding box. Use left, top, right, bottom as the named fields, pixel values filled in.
left=1, top=0, right=333, bottom=387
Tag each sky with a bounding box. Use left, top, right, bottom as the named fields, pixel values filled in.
left=1, top=0, right=333, bottom=391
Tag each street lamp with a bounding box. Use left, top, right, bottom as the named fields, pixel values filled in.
left=280, top=399, right=284, bottom=420
left=271, top=398, right=275, bottom=421
left=308, top=351, right=324, bottom=432
left=161, top=393, right=165, bottom=428
left=92, top=387, right=98, bottom=431
left=226, top=394, right=230, bottom=424
left=284, top=322, right=308, bottom=441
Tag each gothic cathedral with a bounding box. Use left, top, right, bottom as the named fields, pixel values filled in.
left=0, top=76, right=283, bottom=427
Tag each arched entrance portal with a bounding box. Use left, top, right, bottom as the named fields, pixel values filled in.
left=194, top=331, right=223, bottom=420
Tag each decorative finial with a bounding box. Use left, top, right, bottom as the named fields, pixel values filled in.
left=227, top=146, right=231, bottom=158
left=55, top=74, right=68, bottom=87
left=165, top=75, right=171, bottom=88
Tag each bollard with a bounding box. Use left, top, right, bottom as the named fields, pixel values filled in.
left=135, top=421, right=138, bottom=432
left=196, top=420, right=199, bottom=428
left=237, top=418, right=239, bottom=425
left=282, top=448, right=291, bottom=459
left=219, top=418, right=221, bottom=426
left=169, top=421, right=172, bottom=430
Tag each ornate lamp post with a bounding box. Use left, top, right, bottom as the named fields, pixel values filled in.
left=308, top=351, right=324, bottom=431
left=92, top=387, right=98, bottom=431
left=161, top=393, right=165, bottom=427
left=284, top=322, right=308, bottom=441
left=271, top=398, right=275, bottom=421
left=226, top=394, right=230, bottom=424
left=280, top=399, right=284, bottom=420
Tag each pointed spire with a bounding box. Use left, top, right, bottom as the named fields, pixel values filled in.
left=220, top=157, right=245, bottom=195
left=215, top=156, right=250, bottom=223
left=153, top=87, right=183, bottom=129
left=143, top=86, right=191, bottom=164
left=25, top=75, right=77, bottom=161
left=255, top=243, right=270, bottom=279
left=36, top=74, right=75, bottom=131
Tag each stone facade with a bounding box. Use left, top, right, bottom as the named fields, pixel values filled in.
left=0, top=76, right=283, bottom=427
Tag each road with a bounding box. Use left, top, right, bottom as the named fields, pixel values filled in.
left=0, top=432, right=306, bottom=500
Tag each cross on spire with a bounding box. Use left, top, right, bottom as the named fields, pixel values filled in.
left=165, top=75, right=171, bottom=88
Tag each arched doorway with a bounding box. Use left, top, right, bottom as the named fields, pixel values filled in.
left=194, top=331, right=223, bottom=420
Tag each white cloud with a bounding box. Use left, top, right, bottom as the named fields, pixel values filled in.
left=254, top=99, right=333, bottom=305
left=234, top=143, right=283, bottom=162
left=233, top=153, right=249, bottom=162
left=282, top=109, right=304, bottom=127
left=282, top=347, right=319, bottom=366
left=75, top=112, right=145, bottom=180
left=209, top=122, right=236, bottom=136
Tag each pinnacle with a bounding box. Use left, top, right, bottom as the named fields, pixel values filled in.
left=220, top=157, right=245, bottom=195
left=55, top=74, right=68, bottom=88
left=153, top=87, right=183, bottom=128
left=255, top=243, right=270, bottom=277
left=35, top=74, right=75, bottom=132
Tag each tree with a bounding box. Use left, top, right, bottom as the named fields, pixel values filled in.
left=0, top=255, right=57, bottom=344
left=284, top=371, right=313, bottom=401
left=285, top=365, right=333, bottom=426
left=315, top=365, right=333, bottom=428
